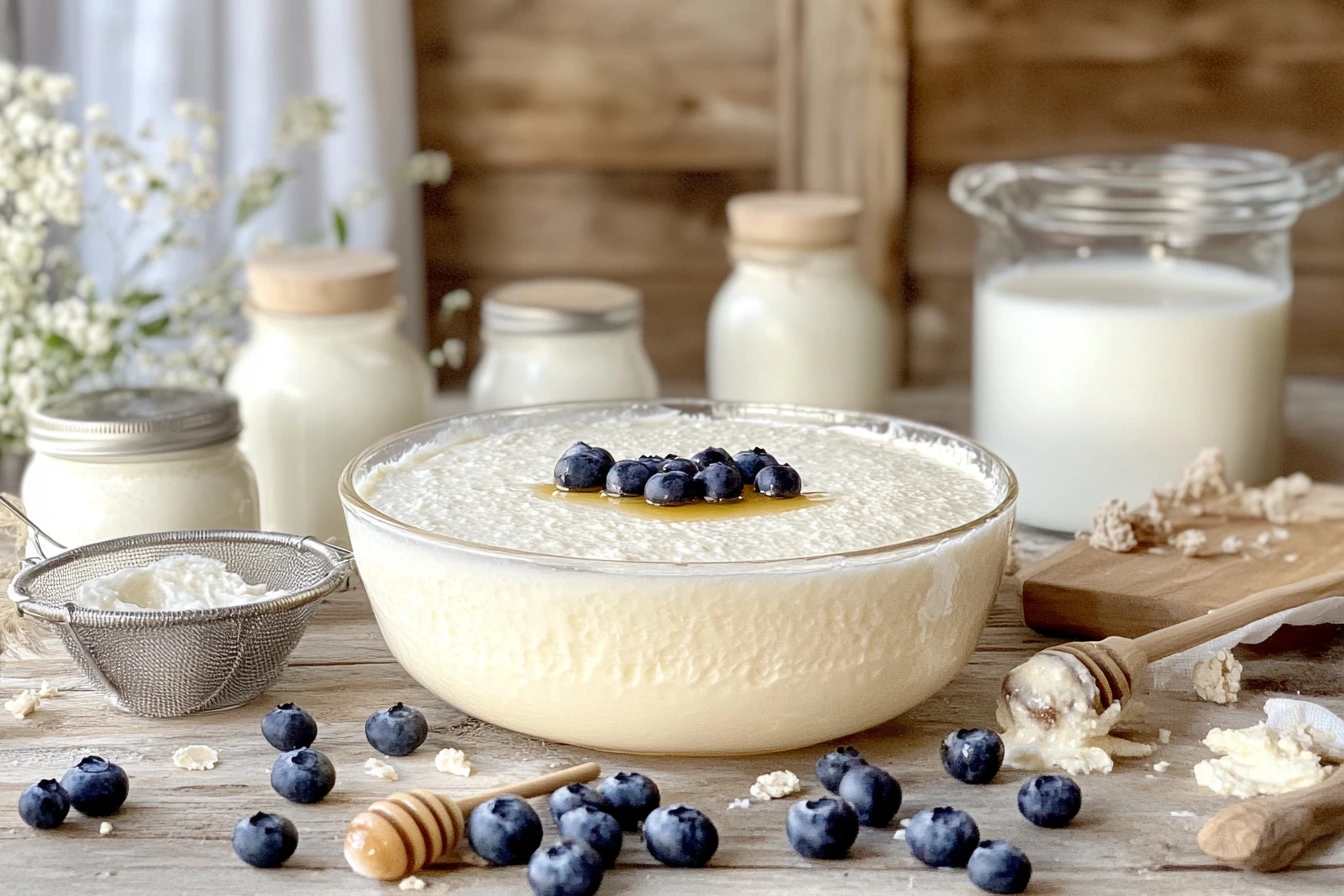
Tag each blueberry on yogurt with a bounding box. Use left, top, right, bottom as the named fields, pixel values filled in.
left=694, top=462, right=744, bottom=503
left=754, top=464, right=802, bottom=498
left=561, top=442, right=614, bottom=468
left=732, top=448, right=778, bottom=484
left=605, top=459, right=653, bottom=497
left=554, top=452, right=611, bottom=492
left=691, top=447, right=734, bottom=470
left=658, top=456, right=700, bottom=476
left=644, top=471, right=699, bottom=507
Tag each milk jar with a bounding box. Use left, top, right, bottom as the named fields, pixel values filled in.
left=951, top=146, right=1344, bottom=532
left=226, top=249, right=433, bottom=543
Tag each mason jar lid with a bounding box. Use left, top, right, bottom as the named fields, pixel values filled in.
left=26, top=388, right=243, bottom=458
left=727, top=192, right=861, bottom=251
left=482, top=278, right=642, bottom=335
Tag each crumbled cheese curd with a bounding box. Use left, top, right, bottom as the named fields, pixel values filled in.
left=433, top=748, right=471, bottom=777
left=75, top=554, right=274, bottom=612
left=172, top=745, right=218, bottom=770
left=99, top=821, right=114, bottom=836
left=750, top=770, right=801, bottom=801
left=1172, top=529, right=1206, bottom=558
left=1152, top=761, right=1171, bottom=773
left=398, top=876, right=428, bottom=891
left=35, top=681, right=58, bottom=699
left=1219, top=535, right=1243, bottom=555
left=1193, top=722, right=1341, bottom=798
left=1192, top=650, right=1242, bottom=704
left=4, top=690, right=40, bottom=719
left=364, top=757, right=398, bottom=781
left=727, top=798, right=751, bottom=811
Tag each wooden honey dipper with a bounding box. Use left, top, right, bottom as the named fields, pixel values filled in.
left=1002, top=568, right=1344, bottom=726
left=344, top=761, right=601, bottom=881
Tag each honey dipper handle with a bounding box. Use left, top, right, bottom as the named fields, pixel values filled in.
left=1198, top=769, right=1344, bottom=871
left=456, top=761, right=602, bottom=814
left=1132, top=568, right=1344, bottom=662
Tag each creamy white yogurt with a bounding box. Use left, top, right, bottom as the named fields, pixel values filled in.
left=356, top=415, right=998, bottom=563
left=75, top=554, right=274, bottom=612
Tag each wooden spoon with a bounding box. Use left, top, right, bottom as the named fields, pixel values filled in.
left=345, top=761, right=600, bottom=881
left=1002, top=568, right=1344, bottom=723
left=1199, top=769, right=1344, bottom=871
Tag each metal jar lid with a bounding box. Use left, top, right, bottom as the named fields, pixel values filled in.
left=481, top=278, right=642, bottom=335
left=26, top=388, right=244, bottom=458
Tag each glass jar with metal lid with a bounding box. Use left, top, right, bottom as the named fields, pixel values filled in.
left=20, top=388, right=260, bottom=547
left=468, top=278, right=659, bottom=411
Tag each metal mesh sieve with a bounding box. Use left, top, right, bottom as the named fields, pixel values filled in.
left=8, top=528, right=350, bottom=717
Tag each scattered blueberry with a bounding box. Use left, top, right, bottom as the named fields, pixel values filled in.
left=837, top=764, right=902, bottom=827
left=658, top=456, right=700, bottom=476
left=755, top=464, right=802, bottom=498
left=644, top=470, right=699, bottom=507
left=785, top=798, right=859, bottom=860
left=270, top=748, right=336, bottom=804
left=554, top=452, right=611, bottom=492
left=561, top=442, right=614, bottom=468
left=1017, top=774, right=1082, bottom=828
left=18, top=779, right=69, bottom=829
left=527, top=839, right=604, bottom=896
left=468, top=795, right=544, bottom=865
left=60, top=756, right=129, bottom=816
left=733, top=448, right=779, bottom=484
left=232, top=811, right=299, bottom=868
left=557, top=805, right=623, bottom=868
left=364, top=702, right=429, bottom=756
left=694, top=462, right=744, bottom=503
left=905, top=807, right=980, bottom=868
left=644, top=804, right=719, bottom=868
left=549, top=783, right=611, bottom=824
left=815, top=745, right=867, bottom=792
left=597, top=771, right=660, bottom=831
left=941, top=728, right=1005, bottom=785
left=691, top=447, right=734, bottom=470
left=261, top=703, right=317, bottom=752
left=605, top=459, right=653, bottom=497
left=968, top=840, right=1033, bottom=894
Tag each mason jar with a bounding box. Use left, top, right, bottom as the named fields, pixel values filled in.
left=21, top=388, right=260, bottom=547
left=468, top=278, right=659, bottom=411
left=950, top=145, right=1344, bottom=532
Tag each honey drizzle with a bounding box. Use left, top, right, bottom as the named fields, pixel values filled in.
left=527, top=482, right=827, bottom=521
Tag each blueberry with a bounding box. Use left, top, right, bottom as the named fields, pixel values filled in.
left=365, top=702, right=429, bottom=756
left=549, top=783, right=611, bottom=825
left=755, top=464, right=802, bottom=498
left=644, top=804, right=718, bottom=868
left=636, top=455, right=664, bottom=475
left=232, top=811, right=299, bottom=868
left=691, top=447, right=734, bottom=470
left=1017, top=774, right=1081, bottom=828
left=643, top=470, right=699, bottom=507
left=733, top=448, right=778, bottom=484
left=557, top=805, right=623, bottom=867
left=468, top=795, right=543, bottom=865
left=968, top=840, right=1033, bottom=894
left=261, top=703, right=317, bottom=752
left=527, top=839, right=604, bottom=896
left=561, top=442, right=614, bottom=467
left=605, top=459, right=652, bottom=497
left=597, top=771, right=660, bottom=831
left=694, top=462, right=744, bottom=503
left=815, top=745, right=867, bottom=792
left=270, top=748, right=336, bottom=804
left=837, top=764, right=902, bottom=827
left=658, top=456, right=700, bottom=475
left=554, top=452, right=611, bottom=492
left=906, top=806, right=980, bottom=868
left=941, top=728, right=1005, bottom=785
left=60, top=756, right=129, bottom=816
left=18, top=779, right=69, bottom=829
left=786, top=798, right=858, bottom=860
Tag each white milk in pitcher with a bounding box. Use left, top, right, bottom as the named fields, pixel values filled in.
left=973, top=257, right=1289, bottom=532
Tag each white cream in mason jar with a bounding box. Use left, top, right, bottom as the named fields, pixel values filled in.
left=21, top=388, right=260, bottom=547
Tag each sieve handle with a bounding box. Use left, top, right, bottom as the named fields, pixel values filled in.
left=0, top=494, right=66, bottom=561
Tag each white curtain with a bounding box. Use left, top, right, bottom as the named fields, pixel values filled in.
left=14, top=0, right=426, bottom=345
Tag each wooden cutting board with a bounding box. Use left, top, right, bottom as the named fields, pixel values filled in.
left=1020, top=484, right=1344, bottom=639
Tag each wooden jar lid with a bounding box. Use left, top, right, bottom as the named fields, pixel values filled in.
left=247, top=248, right=399, bottom=314
left=726, top=192, right=862, bottom=251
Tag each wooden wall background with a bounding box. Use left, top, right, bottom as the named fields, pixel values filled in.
left=414, top=0, right=1344, bottom=389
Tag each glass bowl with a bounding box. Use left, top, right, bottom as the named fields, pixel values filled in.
left=340, top=400, right=1016, bottom=755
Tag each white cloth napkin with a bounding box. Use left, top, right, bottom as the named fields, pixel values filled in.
left=1147, top=595, right=1344, bottom=690
left=1262, top=698, right=1344, bottom=760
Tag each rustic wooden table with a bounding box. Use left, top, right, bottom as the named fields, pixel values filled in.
left=2, top=380, right=1343, bottom=895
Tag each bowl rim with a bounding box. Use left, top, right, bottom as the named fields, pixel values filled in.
left=338, top=398, right=1019, bottom=572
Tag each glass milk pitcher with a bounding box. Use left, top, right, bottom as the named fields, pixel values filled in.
left=951, top=145, right=1344, bottom=532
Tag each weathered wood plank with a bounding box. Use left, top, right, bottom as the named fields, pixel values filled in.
left=412, top=0, right=777, bottom=170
